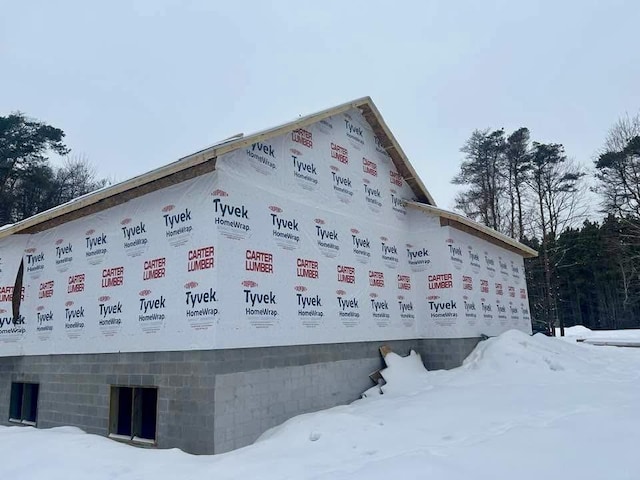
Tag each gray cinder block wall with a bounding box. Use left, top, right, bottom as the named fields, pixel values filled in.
left=0, top=337, right=481, bottom=454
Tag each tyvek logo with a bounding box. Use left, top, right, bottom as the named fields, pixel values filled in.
left=351, top=228, right=371, bottom=264
left=315, top=218, right=340, bottom=258
left=380, top=236, right=399, bottom=269
left=363, top=178, right=382, bottom=212
left=344, top=113, right=364, bottom=150
left=163, top=204, right=194, bottom=247
left=294, top=285, right=324, bottom=327
left=138, top=288, right=166, bottom=334
left=397, top=294, right=415, bottom=326
left=291, top=148, right=318, bottom=191
left=446, top=238, right=463, bottom=270
left=390, top=189, right=407, bottom=217
left=246, top=141, right=278, bottom=175
left=484, top=251, right=496, bottom=277
left=369, top=292, right=390, bottom=326
left=269, top=205, right=300, bottom=250
left=36, top=305, right=53, bottom=340
left=330, top=165, right=353, bottom=203
left=98, top=294, right=123, bottom=337
left=336, top=288, right=360, bottom=326
left=64, top=299, right=85, bottom=338
left=121, top=217, right=149, bottom=257
left=212, top=189, right=251, bottom=240
left=242, top=280, right=278, bottom=327
left=25, top=247, right=45, bottom=279
left=55, top=238, right=73, bottom=272
left=406, top=243, right=430, bottom=272
left=85, top=228, right=108, bottom=265
left=468, top=245, right=481, bottom=273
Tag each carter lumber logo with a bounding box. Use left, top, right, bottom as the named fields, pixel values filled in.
left=162, top=204, right=194, bottom=247
left=101, top=266, right=124, bottom=288
left=330, top=143, right=349, bottom=164
left=212, top=190, right=251, bottom=240
left=68, top=274, right=85, bottom=294
left=245, top=249, right=274, bottom=274
left=480, top=279, right=489, bottom=294
left=0, top=286, right=23, bottom=302
left=55, top=238, right=73, bottom=272
left=462, top=275, right=473, bottom=291
left=495, top=282, right=504, bottom=296
left=188, top=246, right=214, bottom=272
left=143, top=257, right=166, bottom=281
left=291, top=148, right=318, bottom=191
left=390, top=170, right=403, bottom=188
left=38, top=280, right=54, bottom=299
left=184, top=281, right=218, bottom=330
left=508, top=286, right=516, bottom=298
left=121, top=217, right=149, bottom=257
left=397, top=274, right=411, bottom=291
left=369, top=270, right=384, bottom=287
left=242, top=280, right=278, bottom=327
left=85, top=228, right=108, bottom=265
left=362, top=157, right=377, bottom=177
left=428, top=273, right=453, bottom=290
left=292, top=128, right=313, bottom=149
left=269, top=205, right=300, bottom=250
left=246, top=141, right=277, bottom=175
left=337, top=265, right=355, bottom=284
left=297, top=258, right=318, bottom=279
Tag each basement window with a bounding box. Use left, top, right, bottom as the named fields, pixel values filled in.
left=9, top=382, right=39, bottom=425
left=109, top=386, right=158, bottom=444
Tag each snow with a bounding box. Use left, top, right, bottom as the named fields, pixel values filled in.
left=3, top=329, right=640, bottom=479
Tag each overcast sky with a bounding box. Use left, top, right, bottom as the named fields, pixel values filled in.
left=1, top=0, right=639, bottom=210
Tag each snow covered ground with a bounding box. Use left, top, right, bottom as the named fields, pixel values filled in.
left=2, top=329, right=640, bottom=480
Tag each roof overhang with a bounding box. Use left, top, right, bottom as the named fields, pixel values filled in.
left=407, top=202, right=538, bottom=258
left=0, top=96, right=434, bottom=239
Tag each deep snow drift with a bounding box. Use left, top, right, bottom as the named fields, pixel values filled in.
left=2, top=329, right=640, bottom=480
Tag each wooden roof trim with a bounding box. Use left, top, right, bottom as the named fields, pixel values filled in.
left=407, top=201, right=538, bottom=258
left=0, top=96, right=435, bottom=239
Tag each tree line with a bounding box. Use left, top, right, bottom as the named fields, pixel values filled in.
left=453, top=114, right=640, bottom=334
left=0, top=113, right=107, bottom=226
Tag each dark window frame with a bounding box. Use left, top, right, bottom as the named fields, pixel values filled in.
left=109, top=385, right=158, bottom=445
left=9, top=382, right=39, bottom=426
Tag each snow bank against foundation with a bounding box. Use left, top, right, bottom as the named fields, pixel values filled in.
left=460, top=329, right=638, bottom=383
left=2, top=330, right=640, bottom=480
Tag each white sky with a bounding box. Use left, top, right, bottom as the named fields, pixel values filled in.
left=1, top=0, right=639, bottom=210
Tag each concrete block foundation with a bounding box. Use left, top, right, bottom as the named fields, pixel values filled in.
left=0, top=337, right=481, bottom=454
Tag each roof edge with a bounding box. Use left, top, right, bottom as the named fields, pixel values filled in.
left=407, top=201, right=538, bottom=258
left=0, top=96, right=435, bottom=239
